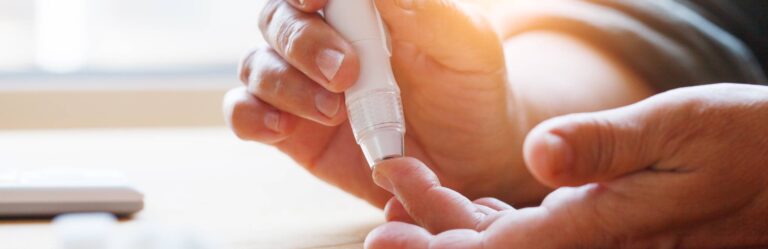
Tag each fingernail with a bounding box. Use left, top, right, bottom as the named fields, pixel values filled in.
left=298, top=0, right=305, bottom=6
left=315, top=91, right=341, bottom=119
left=263, top=110, right=283, bottom=133
left=316, top=49, right=344, bottom=82
left=396, top=0, right=414, bottom=10
left=544, top=133, right=574, bottom=171
left=373, top=169, right=394, bottom=193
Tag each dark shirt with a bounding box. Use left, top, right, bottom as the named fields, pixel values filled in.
left=500, top=0, right=768, bottom=91
left=685, top=0, right=768, bottom=81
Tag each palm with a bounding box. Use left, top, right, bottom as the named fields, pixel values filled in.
left=391, top=41, right=533, bottom=203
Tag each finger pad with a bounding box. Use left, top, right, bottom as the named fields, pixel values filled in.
left=523, top=128, right=566, bottom=188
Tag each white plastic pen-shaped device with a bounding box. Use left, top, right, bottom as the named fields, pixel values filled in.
left=324, top=0, right=405, bottom=167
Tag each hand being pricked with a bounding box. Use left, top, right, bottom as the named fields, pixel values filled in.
left=366, top=84, right=768, bottom=249
left=368, top=157, right=609, bottom=249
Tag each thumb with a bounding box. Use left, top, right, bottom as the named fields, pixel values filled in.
left=373, top=0, right=503, bottom=73
left=523, top=100, right=665, bottom=188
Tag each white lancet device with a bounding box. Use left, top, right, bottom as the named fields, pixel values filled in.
left=325, top=0, right=406, bottom=167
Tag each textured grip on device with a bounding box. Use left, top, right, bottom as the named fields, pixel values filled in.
left=347, top=90, right=405, bottom=140
left=347, top=90, right=405, bottom=166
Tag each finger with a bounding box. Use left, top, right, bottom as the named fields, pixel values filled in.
left=281, top=121, right=394, bottom=208
left=283, top=0, right=328, bottom=13
left=522, top=99, right=664, bottom=188
left=374, top=0, right=503, bottom=73
left=385, top=196, right=506, bottom=227
left=385, top=196, right=498, bottom=225
left=372, top=157, right=483, bottom=233
left=241, top=47, right=346, bottom=126
left=366, top=222, right=484, bottom=249
left=236, top=46, right=387, bottom=208
left=383, top=197, right=416, bottom=224
left=238, top=49, right=257, bottom=84
left=368, top=189, right=622, bottom=249
left=260, top=0, right=359, bottom=92
left=473, top=197, right=513, bottom=211
left=481, top=186, right=625, bottom=248
left=223, top=87, right=294, bottom=144
left=502, top=86, right=768, bottom=248
left=481, top=184, right=712, bottom=248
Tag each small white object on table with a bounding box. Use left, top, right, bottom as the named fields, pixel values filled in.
left=0, top=127, right=383, bottom=249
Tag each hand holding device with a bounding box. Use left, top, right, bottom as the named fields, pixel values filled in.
left=225, top=0, right=541, bottom=207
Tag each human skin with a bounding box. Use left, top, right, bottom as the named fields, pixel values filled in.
left=366, top=83, right=768, bottom=249
left=223, top=0, right=652, bottom=207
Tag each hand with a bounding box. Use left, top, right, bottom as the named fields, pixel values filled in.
left=367, top=84, right=768, bottom=248
left=224, top=0, right=550, bottom=207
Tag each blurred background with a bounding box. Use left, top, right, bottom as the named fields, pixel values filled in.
left=0, top=0, right=266, bottom=129
left=0, top=0, right=499, bottom=130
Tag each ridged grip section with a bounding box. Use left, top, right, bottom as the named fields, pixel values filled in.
left=347, top=90, right=405, bottom=142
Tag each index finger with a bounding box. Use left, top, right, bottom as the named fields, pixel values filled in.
left=372, top=157, right=484, bottom=233
left=259, top=0, right=359, bottom=92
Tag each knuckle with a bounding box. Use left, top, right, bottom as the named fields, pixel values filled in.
left=588, top=116, right=617, bottom=175
left=259, top=0, right=282, bottom=33
left=223, top=88, right=288, bottom=144
left=672, top=93, right=710, bottom=116
left=243, top=47, right=290, bottom=98
left=252, top=63, right=290, bottom=99
left=223, top=87, right=247, bottom=118
left=652, top=84, right=767, bottom=161
left=277, top=18, right=312, bottom=59
left=653, top=85, right=713, bottom=117
left=647, top=89, right=711, bottom=158
left=238, top=48, right=261, bottom=84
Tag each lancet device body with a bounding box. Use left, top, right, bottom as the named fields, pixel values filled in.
left=324, top=0, right=405, bottom=167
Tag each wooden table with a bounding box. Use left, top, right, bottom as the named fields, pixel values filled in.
left=0, top=127, right=383, bottom=248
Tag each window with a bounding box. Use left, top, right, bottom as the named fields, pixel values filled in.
left=0, top=0, right=265, bottom=76
left=0, top=0, right=503, bottom=129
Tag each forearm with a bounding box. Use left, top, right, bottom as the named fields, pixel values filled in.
left=503, top=30, right=655, bottom=133
left=489, top=30, right=655, bottom=206
left=489, top=0, right=766, bottom=92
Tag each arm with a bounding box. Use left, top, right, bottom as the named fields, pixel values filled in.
left=502, top=30, right=654, bottom=132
